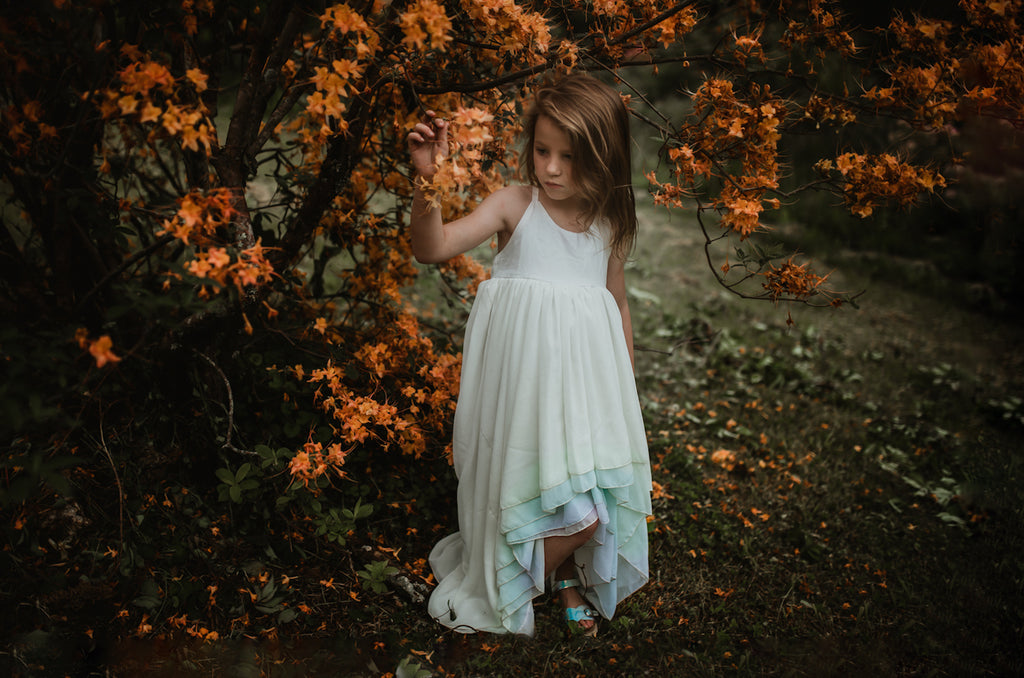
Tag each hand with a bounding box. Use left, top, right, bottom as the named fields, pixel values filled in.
left=407, top=110, right=449, bottom=179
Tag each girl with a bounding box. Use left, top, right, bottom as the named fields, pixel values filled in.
left=407, top=74, right=652, bottom=637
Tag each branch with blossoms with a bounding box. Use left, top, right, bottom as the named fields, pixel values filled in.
left=692, top=208, right=858, bottom=310
left=632, top=0, right=1019, bottom=310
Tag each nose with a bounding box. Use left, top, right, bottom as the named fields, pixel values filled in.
left=546, top=156, right=562, bottom=176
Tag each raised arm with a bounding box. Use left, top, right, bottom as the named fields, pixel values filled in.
left=407, top=111, right=516, bottom=264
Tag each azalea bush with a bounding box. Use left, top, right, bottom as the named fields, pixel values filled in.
left=1, top=0, right=1023, bottom=644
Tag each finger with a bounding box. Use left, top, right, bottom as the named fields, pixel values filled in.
left=413, top=122, right=436, bottom=138
left=427, top=120, right=446, bottom=141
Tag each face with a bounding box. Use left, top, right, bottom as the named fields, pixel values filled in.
left=532, top=115, right=578, bottom=204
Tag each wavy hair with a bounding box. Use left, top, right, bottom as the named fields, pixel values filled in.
left=521, top=74, right=638, bottom=256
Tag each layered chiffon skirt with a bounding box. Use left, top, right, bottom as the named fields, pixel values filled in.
left=426, top=276, right=652, bottom=636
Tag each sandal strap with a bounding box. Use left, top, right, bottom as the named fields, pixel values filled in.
left=564, top=605, right=598, bottom=623
left=552, top=578, right=581, bottom=592
left=552, top=578, right=581, bottom=593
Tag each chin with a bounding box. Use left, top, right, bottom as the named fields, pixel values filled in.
left=542, top=184, right=571, bottom=199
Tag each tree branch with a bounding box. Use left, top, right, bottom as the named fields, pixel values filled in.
left=607, top=0, right=702, bottom=47
left=271, top=67, right=381, bottom=269
left=221, top=0, right=295, bottom=157
left=213, top=0, right=305, bottom=252
left=244, top=6, right=307, bottom=153
left=248, top=80, right=314, bottom=160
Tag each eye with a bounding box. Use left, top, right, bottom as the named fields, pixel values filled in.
left=535, top=147, right=548, bottom=156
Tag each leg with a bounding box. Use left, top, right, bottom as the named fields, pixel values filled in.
left=544, top=521, right=599, bottom=634
left=542, top=520, right=597, bottom=579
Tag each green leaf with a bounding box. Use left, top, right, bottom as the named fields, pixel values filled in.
left=396, top=656, right=433, bottom=678
left=259, top=580, right=277, bottom=601
left=938, top=512, right=966, bottom=527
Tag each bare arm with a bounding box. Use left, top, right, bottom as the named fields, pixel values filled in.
left=606, top=251, right=635, bottom=371
left=407, top=111, right=513, bottom=263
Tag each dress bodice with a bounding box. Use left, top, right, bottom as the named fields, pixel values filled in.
left=491, top=187, right=611, bottom=287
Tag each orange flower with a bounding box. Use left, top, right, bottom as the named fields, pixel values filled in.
left=651, top=480, right=675, bottom=500
left=761, top=258, right=829, bottom=302
left=711, top=448, right=737, bottom=471
left=117, top=95, right=139, bottom=115
left=88, top=335, right=121, bottom=367
left=835, top=152, right=861, bottom=175
left=289, top=451, right=311, bottom=479
left=326, top=443, right=349, bottom=469
left=139, top=102, right=162, bottom=124
left=185, top=68, right=208, bottom=92
left=321, top=4, right=370, bottom=33
left=207, top=247, right=230, bottom=270
left=399, top=0, right=452, bottom=51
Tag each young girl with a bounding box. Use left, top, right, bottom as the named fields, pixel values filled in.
left=407, top=74, right=652, bottom=637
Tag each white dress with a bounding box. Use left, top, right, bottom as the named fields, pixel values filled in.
left=426, top=187, right=652, bottom=636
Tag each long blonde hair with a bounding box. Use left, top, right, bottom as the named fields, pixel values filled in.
left=521, top=74, right=638, bottom=256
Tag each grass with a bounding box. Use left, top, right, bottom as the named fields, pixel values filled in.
left=394, top=198, right=1024, bottom=676
left=5, top=198, right=1024, bottom=677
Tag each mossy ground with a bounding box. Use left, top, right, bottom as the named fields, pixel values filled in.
left=3, top=199, right=1022, bottom=677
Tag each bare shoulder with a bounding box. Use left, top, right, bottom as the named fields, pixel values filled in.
left=483, top=185, right=533, bottom=232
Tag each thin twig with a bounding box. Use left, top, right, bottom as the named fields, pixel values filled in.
left=635, top=332, right=718, bottom=356
left=97, top=409, right=125, bottom=552
left=74, top=234, right=177, bottom=311
left=193, top=349, right=259, bottom=457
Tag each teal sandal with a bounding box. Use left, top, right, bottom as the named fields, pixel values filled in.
left=552, top=578, right=599, bottom=637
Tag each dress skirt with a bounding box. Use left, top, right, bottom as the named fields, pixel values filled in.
left=426, top=275, right=652, bottom=636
